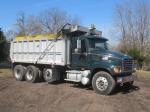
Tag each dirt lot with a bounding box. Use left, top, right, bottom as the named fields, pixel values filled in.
left=0, top=71, right=150, bottom=112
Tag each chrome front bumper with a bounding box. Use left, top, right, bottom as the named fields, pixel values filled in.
left=117, top=74, right=137, bottom=83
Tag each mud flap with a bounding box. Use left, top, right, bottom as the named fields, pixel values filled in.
left=51, top=68, right=60, bottom=82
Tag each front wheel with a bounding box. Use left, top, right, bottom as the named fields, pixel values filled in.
left=92, top=71, right=115, bottom=95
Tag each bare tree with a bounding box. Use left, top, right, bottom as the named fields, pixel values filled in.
left=39, top=7, right=67, bottom=33
left=13, top=11, right=26, bottom=36
left=110, top=0, right=150, bottom=56
left=4, top=12, right=26, bottom=39
left=26, top=15, right=43, bottom=35
left=69, top=15, right=82, bottom=26
left=39, top=7, right=82, bottom=34
left=6, top=7, right=82, bottom=38
left=110, top=0, right=150, bottom=69
left=5, top=29, right=16, bottom=40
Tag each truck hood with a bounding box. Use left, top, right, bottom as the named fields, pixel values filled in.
left=90, top=50, right=132, bottom=59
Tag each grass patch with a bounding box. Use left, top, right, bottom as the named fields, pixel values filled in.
left=0, top=69, right=12, bottom=77
left=135, top=70, right=150, bottom=76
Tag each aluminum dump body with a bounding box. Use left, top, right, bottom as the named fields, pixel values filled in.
left=10, top=34, right=70, bottom=65
left=10, top=25, right=102, bottom=66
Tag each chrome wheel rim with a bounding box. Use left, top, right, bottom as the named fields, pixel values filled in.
left=96, top=77, right=108, bottom=91
left=27, top=69, right=33, bottom=80
left=15, top=68, right=21, bottom=78
left=46, top=69, right=52, bottom=79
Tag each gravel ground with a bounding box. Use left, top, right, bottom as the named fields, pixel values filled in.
left=0, top=75, right=150, bottom=112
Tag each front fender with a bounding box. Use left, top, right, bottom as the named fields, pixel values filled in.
left=91, top=65, right=115, bottom=76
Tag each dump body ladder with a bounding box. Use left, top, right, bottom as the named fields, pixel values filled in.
left=35, top=23, right=70, bottom=63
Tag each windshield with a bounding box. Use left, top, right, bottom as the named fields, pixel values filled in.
left=87, top=38, right=109, bottom=50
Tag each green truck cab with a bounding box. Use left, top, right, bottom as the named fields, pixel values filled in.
left=70, top=35, right=137, bottom=95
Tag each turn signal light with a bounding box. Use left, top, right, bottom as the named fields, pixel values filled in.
left=114, top=67, right=122, bottom=73
left=81, top=68, right=84, bottom=70
left=114, top=67, right=119, bottom=73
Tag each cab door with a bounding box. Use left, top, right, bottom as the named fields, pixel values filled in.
left=71, top=38, right=87, bottom=68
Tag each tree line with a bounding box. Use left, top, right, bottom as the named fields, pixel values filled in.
left=0, top=28, right=10, bottom=62
left=1, top=7, right=82, bottom=62
left=6, top=7, right=82, bottom=39
left=110, top=0, right=150, bottom=70
left=1, top=2, right=150, bottom=70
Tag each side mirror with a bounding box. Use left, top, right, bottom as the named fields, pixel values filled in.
left=75, top=48, right=81, bottom=53
left=77, top=39, right=81, bottom=49
left=75, top=39, right=81, bottom=53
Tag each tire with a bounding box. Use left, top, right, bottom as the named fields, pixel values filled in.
left=120, top=81, right=133, bottom=89
left=43, top=68, right=54, bottom=83
left=25, top=65, right=39, bottom=83
left=92, top=71, right=115, bottom=95
left=13, top=65, right=25, bottom=81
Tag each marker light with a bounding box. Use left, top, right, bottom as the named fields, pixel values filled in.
left=114, top=67, right=122, bottom=73
left=91, top=24, right=95, bottom=29
left=114, top=67, right=119, bottom=73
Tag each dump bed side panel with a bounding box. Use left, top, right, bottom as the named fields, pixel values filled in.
left=10, top=39, right=66, bottom=65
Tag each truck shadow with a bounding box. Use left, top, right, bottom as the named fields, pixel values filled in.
left=64, top=81, right=140, bottom=95
left=63, top=81, right=93, bottom=90
left=46, top=81, right=140, bottom=95
left=71, top=84, right=93, bottom=90
left=112, top=85, right=140, bottom=95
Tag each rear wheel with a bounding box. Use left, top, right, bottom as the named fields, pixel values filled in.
left=14, top=65, right=25, bottom=81
left=92, top=71, right=115, bottom=95
left=43, top=68, right=54, bottom=83
left=25, top=65, right=39, bottom=83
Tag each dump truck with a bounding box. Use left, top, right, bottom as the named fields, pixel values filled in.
left=10, top=23, right=137, bottom=95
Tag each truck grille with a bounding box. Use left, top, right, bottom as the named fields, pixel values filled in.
left=123, top=58, right=134, bottom=71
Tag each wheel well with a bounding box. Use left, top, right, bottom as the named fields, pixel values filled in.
left=90, top=68, right=111, bottom=82
left=12, top=63, right=45, bottom=70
